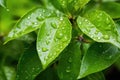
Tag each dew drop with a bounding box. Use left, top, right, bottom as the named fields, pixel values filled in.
left=97, top=32, right=103, bottom=40
left=28, top=16, right=31, bottom=19
left=106, top=18, right=110, bottom=24
left=63, top=36, right=68, bottom=42
left=32, top=67, right=35, bottom=70
left=60, top=45, right=63, bottom=49
left=97, top=37, right=101, bottom=40
left=103, top=35, right=109, bottom=40
left=85, top=19, right=88, bottom=22
left=46, top=40, right=50, bottom=45
left=36, top=16, right=44, bottom=21
left=42, top=47, right=48, bottom=52
left=57, top=33, right=63, bottom=39
left=60, top=17, right=63, bottom=21
left=42, top=9, right=45, bottom=13
left=109, top=55, right=112, bottom=59
left=66, top=66, right=71, bottom=73
left=25, top=76, right=28, bottom=79
left=68, top=57, right=72, bottom=63
left=51, top=22, right=57, bottom=29
left=6, top=8, right=10, bottom=12
left=54, top=38, right=58, bottom=42
left=79, top=21, right=82, bottom=25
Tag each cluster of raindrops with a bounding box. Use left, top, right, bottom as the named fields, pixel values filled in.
left=78, top=16, right=112, bottom=41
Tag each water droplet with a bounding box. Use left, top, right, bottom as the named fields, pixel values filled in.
left=6, top=8, right=10, bottom=12
left=66, top=66, right=71, bottom=73
left=36, top=16, right=44, bottom=21
left=57, top=33, right=63, bottom=39
left=97, top=32, right=103, bottom=40
left=109, top=55, right=112, bottom=59
left=42, top=47, right=48, bottom=52
left=60, top=17, right=63, bottom=21
left=28, top=16, right=31, bottom=19
left=32, top=67, right=35, bottom=70
left=25, top=76, right=28, bottom=79
left=108, top=24, right=111, bottom=27
left=103, top=35, right=109, bottom=40
left=46, top=40, right=50, bottom=45
left=42, top=9, right=45, bottom=13
left=16, top=75, right=19, bottom=78
left=99, top=13, right=103, bottom=16
left=54, top=38, right=58, bottom=42
left=63, top=36, right=68, bottom=42
left=106, top=18, right=110, bottom=24
left=60, top=45, right=63, bottom=49
left=68, top=57, right=72, bottom=63
left=79, top=21, right=82, bottom=25
left=51, top=22, right=57, bottom=29
left=85, top=19, right=88, bottom=22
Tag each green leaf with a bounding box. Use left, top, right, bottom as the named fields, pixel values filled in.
left=37, top=17, right=72, bottom=69
left=77, top=10, right=120, bottom=48
left=3, top=66, right=16, bottom=80
left=0, top=58, right=16, bottom=80
left=0, top=0, right=6, bottom=8
left=4, top=7, right=56, bottom=44
left=51, top=0, right=90, bottom=17
left=57, top=41, right=81, bottom=80
left=99, top=2, right=120, bottom=18
left=116, top=21, right=120, bottom=34
left=36, top=67, right=59, bottom=80
left=77, top=43, right=120, bottom=79
left=82, top=72, right=105, bottom=80
left=16, top=45, right=43, bottom=80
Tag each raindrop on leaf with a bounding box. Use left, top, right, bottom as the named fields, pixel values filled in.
left=51, top=22, right=57, bottom=29
left=42, top=47, right=48, bottom=52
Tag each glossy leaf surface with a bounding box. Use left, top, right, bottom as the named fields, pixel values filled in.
left=4, top=7, right=56, bottom=44
left=16, top=45, right=43, bottom=80
left=51, top=0, right=90, bottom=17
left=37, top=17, right=72, bottom=69
left=77, top=10, right=120, bottom=48
left=0, top=58, right=16, bottom=80
left=36, top=67, right=59, bottom=80
left=82, top=72, right=105, bottom=80
left=57, top=41, right=81, bottom=80
left=100, top=2, right=120, bottom=18
left=78, top=43, right=120, bottom=79
left=0, top=0, right=6, bottom=8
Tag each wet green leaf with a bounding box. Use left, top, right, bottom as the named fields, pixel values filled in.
left=4, top=7, right=56, bottom=44
left=57, top=41, right=81, bottom=80
left=3, top=66, right=16, bottom=80
left=82, top=72, right=105, bottom=80
left=77, top=43, right=120, bottom=79
left=77, top=10, right=120, bottom=48
left=16, top=45, right=43, bottom=80
left=100, top=2, right=120, bottom=18
left=51, top=0, right=90, bottom=17
left=36, top=67, right=59, bottom=80
left=0, top=58, right=16, bottom=80
left=0, top=0, right=6, bottom=8
left=37, top=17, right=72, bottom=69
